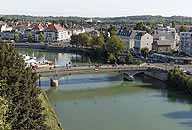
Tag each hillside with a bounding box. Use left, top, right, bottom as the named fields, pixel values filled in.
left=1, top=15, right=192, bottom=24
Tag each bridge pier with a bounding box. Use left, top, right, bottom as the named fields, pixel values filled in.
left=50, top=78, right=59, bottom=88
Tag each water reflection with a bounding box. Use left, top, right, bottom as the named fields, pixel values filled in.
left=17, top=48, right=88, bottom=66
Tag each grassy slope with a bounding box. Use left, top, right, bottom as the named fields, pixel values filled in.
left=39, top=91, right=64, bottom=130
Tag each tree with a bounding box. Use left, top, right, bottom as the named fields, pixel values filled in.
left=108, top=53, right=117, bottom=64
left=171, top=21, right=176, bottom=28
left=28, top=32, right=33, bottom=43
left=179, top=25, right=187, bottom=32
left=125, top=52, right=133, bottom=64
left=0, top=44, right=49, bottom=130
left=91, top=35, right=104, bottom=48
left=106, top=35, right=125, bottom=56
left=79, top=33, right=92, bottom=47
left=14, top=33, right=19, bottom=43
left=39, top=32, right=45, bottom=43
left=141, top=47, right=150, bottom=58
left=108, top=25, right=117, bottom=36
left=0, top=96, right=11, bottom=130
left=134, top=22, right=151, bottom=33
left=70, top=34, right=80, bottom=46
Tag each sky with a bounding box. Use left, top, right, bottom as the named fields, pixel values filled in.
left=0, top=0, right=191, bottom=17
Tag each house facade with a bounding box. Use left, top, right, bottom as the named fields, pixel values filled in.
left=118, top=28, right=153, bottom=52
left=118, top=28, right=137, bottom=49
left=134, top=32, right=153, bottom=52
left=153, top=33, right=178, bottom=52
left=44, top=24, right=69, bottom=42
left=0, top=23, right=12, bottom=32
left=179, top=32, right=192, bottom=56
left=31, top=24, right=45, bottom=42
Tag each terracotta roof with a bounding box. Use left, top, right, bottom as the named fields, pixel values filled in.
left=33, top=24, right=44, bottom=31
left=44, top=24, right=65, bottom=31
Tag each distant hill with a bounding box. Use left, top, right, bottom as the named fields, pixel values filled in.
left=1, top=15, right=192, bottom=25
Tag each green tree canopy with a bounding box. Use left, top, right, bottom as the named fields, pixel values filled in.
left=0, top=95, right=11, bottom=130
left=171, top=21, right=176, bottom=28
left=70, top=34, right=80, bottom=46
left=79, top=33, right=92, bottom=47
left=106, top=35, right=125, bottom=56
left=14, top=33, right=19, bottom=43
left=134, top=22, right=151, bottom=33
left=125, top=52, right=133, bottom=64
left=0, top=44, right=49, bottom=130
left=28, top=32, right=33, bottom=43
left=141, top=47, right=150, bottom=58
left=108, top=25, right=117, bottom=36
left=91, top=35, right=104, bottom=48
left=39, top=32, right=45, bottom=42
left=108, top=53, right=117, bottom=64
left=179, top=25, right=187, bottom=32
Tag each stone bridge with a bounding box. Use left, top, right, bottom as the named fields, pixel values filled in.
left=36, top=65, right=170, bottom=87
left=123, top=66, right=168, bottom=76
left=35, top=65, right=169, bottom=79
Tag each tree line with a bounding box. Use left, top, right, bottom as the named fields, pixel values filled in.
left=70, top=29, right=126, bottom=64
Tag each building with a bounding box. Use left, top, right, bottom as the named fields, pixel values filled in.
left=153, top=40, right=175, bottom=52
left=153, top=33, right=178, bottom=52
left=0, top=31, right=15, bottom=40
left=0, top=23, right=12, bottom=32
left=153, top=26, right=179, bottom=52
left=151, top=53, right=192, bottom=64
left=89, top=30, right=100, bottom=36
left=179, top=32, right=192, bottom=56
left=31, top=24, right=44, bottom=42
left=44, top=24, right=69, bottom=42
left=176, top=25, right=192, bottom=32
left=155, top=26, right=176, bottom=34
left=70, top=27, right=85, bottom=35
left=118, top=28, right=138, bottom=49
left=134, top=32, right=153, bottom=52
left=118, top=28, right=153, bottom=52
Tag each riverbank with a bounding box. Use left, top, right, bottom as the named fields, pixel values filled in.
left=39, top=91, right=64, bottom=130
left=167, top=67, right=192, bottom=95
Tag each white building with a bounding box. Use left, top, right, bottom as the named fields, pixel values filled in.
left=0, top=23, right=12, bottom=32
left=155, top=26, right=176, bottom=34
left=179, top=32, right=192, bottom=56
left=44, top=24, right=69, bottom=42
left=118, top=28, right=153, bottom=51
left=70, top=27, right=85, bottom=35
left=134, top=32, right=153, bottom=52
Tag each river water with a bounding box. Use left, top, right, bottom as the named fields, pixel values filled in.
left=18, top=49, right=192, bottom=130
left=41, top=73, right=192, bottom=130
left=17, top=48, right=89, bottom=66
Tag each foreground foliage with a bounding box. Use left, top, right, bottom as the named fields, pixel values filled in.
left=0, top=96, right=11, bottom=130
left=0, top=44, right=49, bottom=130
left=168, top=67, right=192, bottom=94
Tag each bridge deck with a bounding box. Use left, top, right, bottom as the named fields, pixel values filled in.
left=34, top=65, right=171, bottom=77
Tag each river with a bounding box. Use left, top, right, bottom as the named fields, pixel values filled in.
left=40, top=73, right=192, bottom=130
left=18, top=49, right=192, bottom=130
left=17, top=48, right=89, bottom=66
